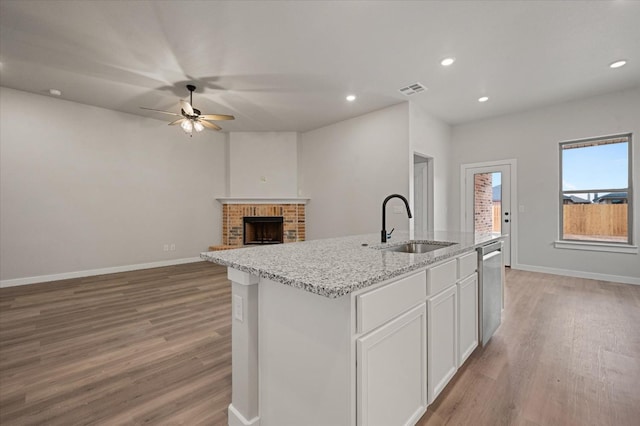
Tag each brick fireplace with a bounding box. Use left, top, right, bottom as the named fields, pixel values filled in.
left=219, top=199, right=307, bottom=247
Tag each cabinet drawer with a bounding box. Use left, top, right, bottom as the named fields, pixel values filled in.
left=457, top=251, right=478, bottom=279
left=357, top=270, right=426, bottom=334
left=426, top=259, right=456, bottom=296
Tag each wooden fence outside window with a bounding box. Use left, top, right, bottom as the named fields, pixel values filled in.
left=492, top=203, right=627, bottom=240
left=563, top=204, right=628, bottom=239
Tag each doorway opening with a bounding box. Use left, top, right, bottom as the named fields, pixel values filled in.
left=413, top=153, right=434, bottom=233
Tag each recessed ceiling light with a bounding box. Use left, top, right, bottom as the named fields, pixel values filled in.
left=346, top=94, right=356, bottom=102
left=440, top=57, right=455, bottom=66
left=49, top=89, right=62, bottom=96
left=609, top=60, right=627, bottom=69
left=478, top=96, right=489, bottom=103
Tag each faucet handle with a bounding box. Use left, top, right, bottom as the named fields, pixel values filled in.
left=387, top=228, right=395, bottom=240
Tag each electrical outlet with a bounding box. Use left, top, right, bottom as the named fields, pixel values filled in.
left=163, top=244, right=169, bottom=251
left=170, top=243, right=176, bottom=251
left=234, top=295, right=243, bottom=322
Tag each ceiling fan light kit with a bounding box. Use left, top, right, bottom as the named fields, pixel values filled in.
left=140, top=84, right=234, bottom=136
left=180, top=119, right=194, bottom=133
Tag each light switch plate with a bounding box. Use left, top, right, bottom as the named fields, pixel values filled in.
left=234, top=295, right=243, bottom=322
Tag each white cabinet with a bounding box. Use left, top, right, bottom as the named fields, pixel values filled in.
left=427, top=285, right=458, bottom=403
left=228, top=244, right=494, bottom=426
left=457, top=273, right=478, bottom=366
left=356, top=271, right=426, bottom=334
left=426, top=259, right=457, bottom=295
left=357, top=303, right=427, bottom=426
left=456, top=251, right=478, bottom=367
left=457, top=251, right=477, bottom=279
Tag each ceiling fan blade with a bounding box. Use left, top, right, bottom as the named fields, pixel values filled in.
left=180, top=99, right=194, bottom=115
left=200, top=114, right=235, bottom=121
left=140, top=107, right=181, bottom=116
left=168, top=118, right=185, bottom=126
left=200, top=120, right=222, bottom=131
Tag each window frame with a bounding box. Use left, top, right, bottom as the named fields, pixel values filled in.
left=558, top=133, right=634, bottom=246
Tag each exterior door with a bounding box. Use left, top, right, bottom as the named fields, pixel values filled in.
left=463, top=163, right=512, bottom=266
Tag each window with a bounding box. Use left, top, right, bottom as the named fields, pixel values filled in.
left=559, top=134, right=633, bottom=245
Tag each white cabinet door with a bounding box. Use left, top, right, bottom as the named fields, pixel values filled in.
left=357, top=303, right=427, bottom=426
left=427, top=285, right=458, bottom=403
left=457, top=273, right=478, bottom=367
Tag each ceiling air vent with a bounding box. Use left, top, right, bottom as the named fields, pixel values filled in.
left=398, top=82, right=427, bottom=96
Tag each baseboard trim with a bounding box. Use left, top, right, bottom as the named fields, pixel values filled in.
left=511, top=263, right=640, bottom=286
left=0, top=257, right=204, bottom=288
left=228, top=404, right=260, bottom=426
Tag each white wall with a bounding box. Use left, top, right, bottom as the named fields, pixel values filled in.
left=409, top=102, right=453, bottom=231
left=228, top=132, right=298, bottom=197
left=299, top=103, right=410, bottom=240
left=0, top=87, right=227, bottom=283
left=451, top=88, right=640, bottom=283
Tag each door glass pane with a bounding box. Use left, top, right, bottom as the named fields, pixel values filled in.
left=492, top=173, right=502, bottom=234
left=474, top=172, right=502, bottom=234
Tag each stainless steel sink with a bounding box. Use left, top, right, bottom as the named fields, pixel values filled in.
left=382, top=241, right=456, bottom=254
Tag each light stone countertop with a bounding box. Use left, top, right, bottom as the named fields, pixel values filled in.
left=201, top=231, right=503, bottom=298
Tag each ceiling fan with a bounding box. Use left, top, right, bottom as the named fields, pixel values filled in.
left=141, top=84, right=234, bottom=135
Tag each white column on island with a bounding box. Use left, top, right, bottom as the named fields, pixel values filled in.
left=227, top=268, right=260, bottom=426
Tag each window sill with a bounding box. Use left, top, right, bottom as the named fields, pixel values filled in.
left=554, top=240, right=638, bottom=254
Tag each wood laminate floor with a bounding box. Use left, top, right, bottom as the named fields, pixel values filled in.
left=417, top=269, right=640, bottom=426
left=0, top=262, right=231, bottom=425
left=1, top=263, right=639, bottom=425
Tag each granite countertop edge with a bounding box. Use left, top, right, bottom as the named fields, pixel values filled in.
left=201, top=232, right=503, bottom=299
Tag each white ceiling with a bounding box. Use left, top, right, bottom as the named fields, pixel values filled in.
left=1, top=1, right=639, bottom=132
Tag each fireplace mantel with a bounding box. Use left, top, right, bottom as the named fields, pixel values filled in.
left=217, top=197, right=309, bottom=205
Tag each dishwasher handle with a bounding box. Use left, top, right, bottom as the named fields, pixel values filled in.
left=477, top=240, right=503, bottom=256
left=482, top=250, right=502, bottom=261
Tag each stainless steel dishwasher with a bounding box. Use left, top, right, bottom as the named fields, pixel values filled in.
left=477, top=240, right=504, bottom=346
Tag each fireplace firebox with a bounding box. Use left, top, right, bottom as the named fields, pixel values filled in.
left=243, top=216, right=284, bottom=245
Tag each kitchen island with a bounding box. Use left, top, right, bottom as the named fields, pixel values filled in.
left=202, top=231, right=502, bottom=426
